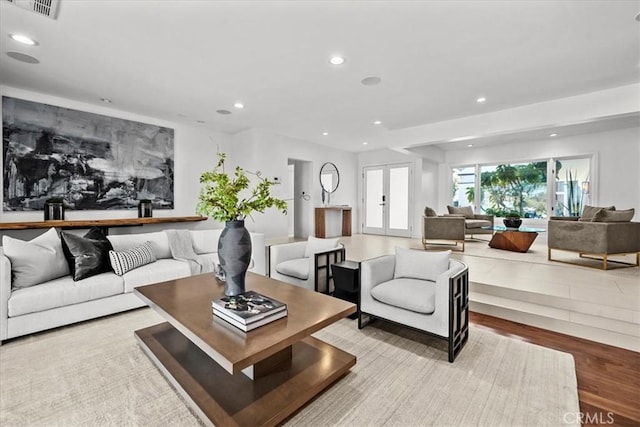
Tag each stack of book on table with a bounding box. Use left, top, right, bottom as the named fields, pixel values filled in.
left=212, top=290, right=287, bottom=332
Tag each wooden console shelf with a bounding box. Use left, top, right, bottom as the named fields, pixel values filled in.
left=0, top=216, right=207, bottom=233
left=315, top=206, right=352, bottom=238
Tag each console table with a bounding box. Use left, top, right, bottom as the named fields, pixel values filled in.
left=315, top=206, right=352, bottom=238
left=0, top=216, right=207, bottom=234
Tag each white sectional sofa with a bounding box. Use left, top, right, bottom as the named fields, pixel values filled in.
left=0, top=228, right=265, bottom=343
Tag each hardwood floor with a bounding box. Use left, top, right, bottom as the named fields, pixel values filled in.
left=470, top=312, right=640, bottom=427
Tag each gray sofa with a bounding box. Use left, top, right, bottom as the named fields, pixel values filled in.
left=422, top=206, right=494, bottom=251
left=0, top=228, right=265, bottom=343
left=548, top=206, right=639, bottom=269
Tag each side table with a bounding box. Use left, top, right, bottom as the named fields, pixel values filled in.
left=483, top=225, right=546, bottom=253
left=331, top=260, right=360, bottom=319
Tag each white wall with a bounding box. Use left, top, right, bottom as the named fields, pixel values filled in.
left=0, top=86, right=232, bottom=239
left=421, top=159, right=440, bottom=217
left=439, top=126, right=640, bottom=220
left=358, top=126, right=640, bottom=240
left=3, top=86, right=637, bottom=243
left=229, top=129, right=358, bottom=239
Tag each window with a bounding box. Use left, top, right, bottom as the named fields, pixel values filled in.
left=452, top=156, right=591, bottom=219
left=480, top=161, right=547, bottom=218
left=554, top=157, right=591, bottom=217
left=451, top=166, right=475, bottom=208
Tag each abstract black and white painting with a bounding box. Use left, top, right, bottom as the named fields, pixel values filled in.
left=2, top=96, right=174, bottom=211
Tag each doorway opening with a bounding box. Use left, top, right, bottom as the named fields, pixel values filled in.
left=288, top=158, right=312, bottom=238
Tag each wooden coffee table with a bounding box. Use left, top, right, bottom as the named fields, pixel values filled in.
left=134, top=272, right=356, bottom=427
left=484, top=225, right=546, bottom=253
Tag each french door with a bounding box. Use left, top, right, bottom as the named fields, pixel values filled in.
left=362, top=163, right=412, bottom=237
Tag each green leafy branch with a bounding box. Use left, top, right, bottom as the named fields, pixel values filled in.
left=196, top=152, right=287, bottom=222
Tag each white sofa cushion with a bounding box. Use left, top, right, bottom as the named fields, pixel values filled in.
left=109, top=241, right=157, bottom=276
left=371, top=278, right=436, bottom=314
left=8, top=272, right=124, bottom=317
left=304, top=236, right=340, bottom=258
left=108, top=232, right=171, bottom=259
left=121, top=259, right=191, bottom=293
left=2, top=228, right=70, bottom=289
left=275, top=258, right=310, bottom=280
left=394, top=247, right=450, bottom=282
left=190, top=229, right=222, bottom=254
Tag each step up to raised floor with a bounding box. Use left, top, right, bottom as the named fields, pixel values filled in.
left=470, top=282, right=640, bottom=352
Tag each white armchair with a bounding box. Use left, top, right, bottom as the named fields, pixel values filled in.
left=359, top=248, right=469, bottom=362
left=269, top=237, right=345, bottom=293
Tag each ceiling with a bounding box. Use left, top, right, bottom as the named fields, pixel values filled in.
left=410, top=112, right=640, bottom=153
left=1, top=0, right=639, bottom=153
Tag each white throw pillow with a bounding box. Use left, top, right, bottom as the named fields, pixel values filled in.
left=304, top=236, right=340, bottom=258
left=2, top=228, right=70, bottom=289
left=108, top=232, right=171, bottom=259
left=393, top=247, right=451, bottom=282
left=109, top=241, right=157, bottom=276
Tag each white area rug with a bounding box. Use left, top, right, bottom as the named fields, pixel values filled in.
left=0, top=308, right=579, bottom=426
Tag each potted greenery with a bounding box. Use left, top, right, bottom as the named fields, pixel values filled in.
left=196, top=152, right=287, bottom=296
left=503, top=211, right=522, bottom=229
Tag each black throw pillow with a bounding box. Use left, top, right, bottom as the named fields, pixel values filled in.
left=60, top=227, right=114, bottom=281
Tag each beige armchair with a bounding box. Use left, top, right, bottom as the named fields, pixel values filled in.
left=422, top=206, right=494, bottom=251
left=548, top=207, right=639, bottom=269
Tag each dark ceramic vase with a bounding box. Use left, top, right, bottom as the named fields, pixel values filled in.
left=503, top=218, right=522, bottom=228
left=138, top=200, right=153, bottom=218
left=218, top=220, right=252, bottom=296
left=44, top=200, right=65, bottom=221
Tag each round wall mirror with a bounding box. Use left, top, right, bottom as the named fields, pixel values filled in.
left=319, top=162, right=340, bottom=194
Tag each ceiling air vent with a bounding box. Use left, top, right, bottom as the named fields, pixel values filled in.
left=4, top=0, right=60, bottom=19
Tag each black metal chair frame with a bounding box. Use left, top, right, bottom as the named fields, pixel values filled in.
left=313, top=246, right=346, bottom=294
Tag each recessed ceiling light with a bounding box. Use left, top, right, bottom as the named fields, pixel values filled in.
left=450, top=135, right=476, bottom=142
left=233, top=102, right=244, bottom=109
left=329, top=56, right=345, bottom=65
left=6, top=52, right=39, bottom=64
left=549, top=133, right=558, bottom=137
left=362, top=142, right=368, bottom=145
left=373, top=120, right=382, bottom=125
left=216, top=109, right=231, bottom=115
left=322, top=132, right=329, bottom=136
left=476, top=97, right=486, bottom=103
left=467, top=144, right=474, bottom=148
left=361, top=76, right=382, bottom=86
left=9, top=34, right=37, bottom=46
left=100, top=98, right=112, bottom=103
